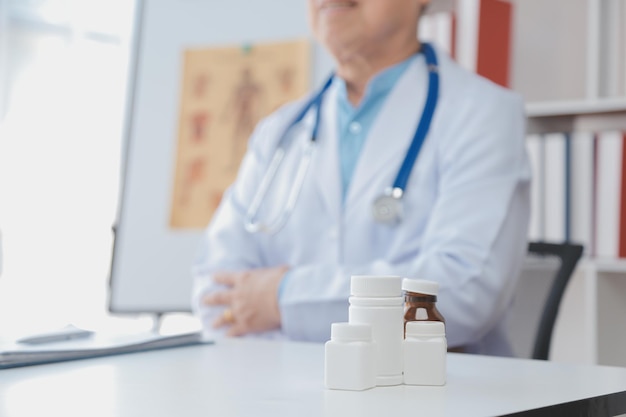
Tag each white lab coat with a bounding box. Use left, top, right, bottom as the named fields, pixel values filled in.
left=192, top=48, right=531, bottom=356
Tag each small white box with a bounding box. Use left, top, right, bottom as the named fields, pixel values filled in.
left=403, top=321, right=447, bottom=386
left=325, top=323, right=376, bottom=391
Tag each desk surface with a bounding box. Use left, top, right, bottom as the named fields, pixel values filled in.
left=1, top=338, right=626, bottom=417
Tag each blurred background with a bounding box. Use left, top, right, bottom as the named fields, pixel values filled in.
left=0, top=0, right=625, bottom=364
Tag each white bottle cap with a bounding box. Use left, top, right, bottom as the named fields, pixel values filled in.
left=351, top=276, right=402, bottom=297
left=331, top=323, right=372, bottom=342
left=405, top=321, right=446, bottom=337
left=402, top=278, right=439, bottom=295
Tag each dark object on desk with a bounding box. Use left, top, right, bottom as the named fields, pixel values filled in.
left=502, top=390, right=626, bottom=417
left=1, top=331, right=210, bottom=370
left=508, top=241, right=584, bottom=360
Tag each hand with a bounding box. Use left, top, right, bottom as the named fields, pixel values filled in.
left=202, top=265, right=289, bottom=337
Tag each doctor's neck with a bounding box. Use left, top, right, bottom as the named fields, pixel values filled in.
left=335, top=38, right=421, bottom=107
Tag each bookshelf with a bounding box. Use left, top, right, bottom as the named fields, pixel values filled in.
left=592, top=259, right=626, bottom=366
left=420, top=0, right=626, bottom=365
left=526, top=105, right=626, bottom=367
left=516, top=0, right=626, bottom=366
left=526, top=99, right=626, bottom=135
left=545, top=257, right=626, bottom=366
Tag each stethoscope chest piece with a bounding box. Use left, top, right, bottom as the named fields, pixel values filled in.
left=245, top=43, right=438, bottom=233
left=372, top=188, right=404, bottom=224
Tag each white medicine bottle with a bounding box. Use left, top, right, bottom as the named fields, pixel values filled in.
left=348, top=275, right=403, bottom=386
left=403, top=321, right=447, bottom=386
left=324, top=323, right=376, bottom=391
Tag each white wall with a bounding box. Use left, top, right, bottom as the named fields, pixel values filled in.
left=618, top=0, right=626, bottom=96
left=598, top=0, right=626, bottom=98
left=0, top=0, right=8, bottom=121
left=509, top=0, right=589, bottom=102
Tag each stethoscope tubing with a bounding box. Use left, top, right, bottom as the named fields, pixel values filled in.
left=392, top=43, right=439, bottom=193
left=244, top=42, right=439, bottom=233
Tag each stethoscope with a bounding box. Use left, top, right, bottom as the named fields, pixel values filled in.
left=244, top=42, right=439, bottom=234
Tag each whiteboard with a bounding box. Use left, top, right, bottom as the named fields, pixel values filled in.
left=109, top=0, right=333, bottom=313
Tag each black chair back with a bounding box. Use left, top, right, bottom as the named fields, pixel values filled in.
left=507, top=242, right=584, bottom=360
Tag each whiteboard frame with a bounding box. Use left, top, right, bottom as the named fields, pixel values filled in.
left=108, top=0, right=333, bottom=314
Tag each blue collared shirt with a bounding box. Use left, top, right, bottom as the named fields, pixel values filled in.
left=335, top=56, right=414, bottom=200
left=278, top=56, right=415, bottom=299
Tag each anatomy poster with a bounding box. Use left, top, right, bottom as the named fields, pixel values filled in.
left=169, top=40, right=310, bottom=229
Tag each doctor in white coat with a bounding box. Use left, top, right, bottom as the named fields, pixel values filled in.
left=192, top=0, right=530, bottom=356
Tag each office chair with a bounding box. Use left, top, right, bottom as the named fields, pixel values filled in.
left=507, top=241, right=584, bottom=360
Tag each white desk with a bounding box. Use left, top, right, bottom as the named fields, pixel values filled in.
left=1, top=339, right=626, bottom=417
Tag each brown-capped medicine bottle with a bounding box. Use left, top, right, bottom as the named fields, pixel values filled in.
left=403, top=278, right=444, bottom=333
